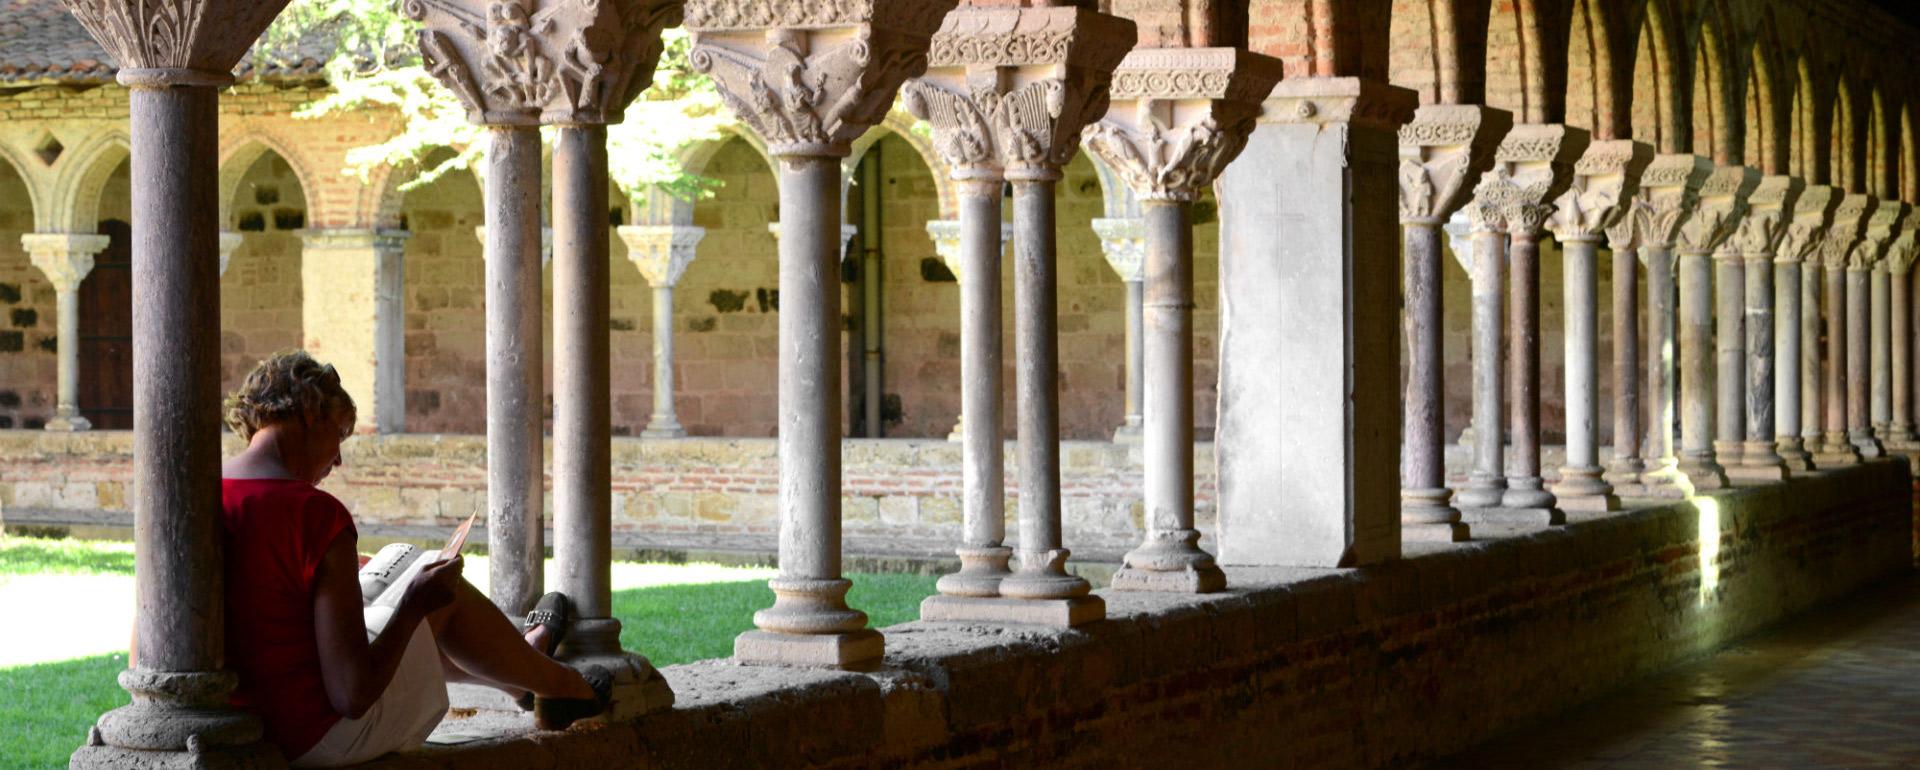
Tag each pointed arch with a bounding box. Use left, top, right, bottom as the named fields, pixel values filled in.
left=1833, top=75, right=1862, bottom=193
left=1564, top=0, right=1625, bottom=138
left=1483, top=0, right=1569, bottom=123
left=50, top=130, right=130, bottom=234
left=1742, top=12, right=1787, bottom=174
left=635, top=123, right=776, bottom=227
left=1629, top=0, right=1684, bottom=153
left=1687, top=9, right=1735, bottom=164
left=1867, top=84, right=1898, bottom=200
left=218, top=132, right=321, bottom=230
left=1788, top=54, right=1829, bottom=184
left=1388, top=0, right=1446, bottom=104
left=0, top=141, right=43, bottom=231
left=847, top=110, right=957, bottom=221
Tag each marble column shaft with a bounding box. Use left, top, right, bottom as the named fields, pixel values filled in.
left=945, top=180, right=1012, bottom=597
left=1605, top=231, right=1644, bottom=487
left=552, top=125, right=615, bottom=646
left=1673, top=166, right=1757, bottom=490
left=484, top=127, right=547, bottom=616
left=1848, top=262, right=1879, bottom=455
left=1714, top=252, right=1745, bottom=464
left=1731, top=178, right=1800, bottom=477
left=1458, top=217, right=1509, bottom=508
left=1873, top=262, right=1892, bottom=433
left=1893, top=262, right=1914, bottom=445
left=1645, top=245, right=1680, bottom=479
left=1504, top=217, right=1558, bottom=509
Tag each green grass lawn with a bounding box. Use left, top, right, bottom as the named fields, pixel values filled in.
left=0, top=535, right=936, bottom=769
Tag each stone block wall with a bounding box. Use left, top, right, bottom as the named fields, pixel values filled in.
left=222, top=152, right=306, bottom=394
left=0, top=168, right=46, bottom=430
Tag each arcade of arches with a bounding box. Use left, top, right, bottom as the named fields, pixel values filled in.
left=1, top=0, right=1917, bottom=767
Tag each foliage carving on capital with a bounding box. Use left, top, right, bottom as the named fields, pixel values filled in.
left=1776, top=185, right=1842, bottom=264
left=1675, top=165, right=1758, bottom=257
left=408, top=0, right=684, bottom=126
left=63, top=0, right=289, bottom=76
left=687, top=0, right=956, bottom=157
left=1887, top=230, right=1919, bottom=274
left=1396, top=104, right=1513, bottom=225
left=1471, top=124, right=1587, bottom=237
left=1466, top=175, right=1517, bottom=234
left=619, top=224, right=705, bottom=286
left=1546, top=139, right=1653, bottom=242
left=1083, top=47, right=1282, bottom=201
left=1604, top=199, right=1647, bottom=252
left=23, top=233, right=110, bottom=293
left=1729, top=176, right=1803, bottom=259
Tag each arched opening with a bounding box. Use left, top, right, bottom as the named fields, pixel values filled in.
left=1387, top=0, right=1445, bottom=105
left=77, top=158, right=131, bottom=430
left=1789, top=58, right=1821, bottom=183
left=396, top=151, right=486, bottom=435
left=1564, top=0, right=1616, bottom=138
left=1689, top=25, right=1729, bottom=163
left=675, top=135, right=781, bottom=437
left=1833, top=79, right=1859, bottom=192
left=844, top=130, right=950, bottom=439
left=0, top=154, right=43, bottom=429
left=1630, top=5, right=1680, bottom=152
left=220, top=148, right=308, bottom=395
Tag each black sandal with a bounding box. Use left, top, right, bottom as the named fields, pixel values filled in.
left=534, top=664, right=614, bottom=731
left=516, top=593, right=573, bottom=712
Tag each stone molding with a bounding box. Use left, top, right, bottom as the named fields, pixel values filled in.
left=1634, top=154, right=1715, bottom=252
left=1471, top=123, right=1590, bottom=239
left=407, top=0, right=683, bottom=126
left=64, top=0, right=286, bottom=84
left=924, top=218, right=1012, bottom=280
left=1257, top=76, right=1417, bottom=132
left=1082, top=47, right=1283, bottom=202
left=618, top=224, right=706, bottom=287
left=1850, top=199, right=1910, bottom=270
left=1396, top=104, right=1514, bottom=226
left=687, top=0, right=955, bottom=157
left=1776, top=184, right=1843, bottom=264
left=1091, top=216, right=1146, bottom=281
left=1731, top=175, right=1804, bottom=261
left=22, top=233, right=111, bottom=293
left=903, top=5, right=1134, bottom=180
left=1823, top=193, right=1875, bottom=270
left=1545, top=139, right=1653, bottom=243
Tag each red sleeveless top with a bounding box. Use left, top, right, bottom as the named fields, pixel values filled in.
left=220, top=478, right=356, bottom=759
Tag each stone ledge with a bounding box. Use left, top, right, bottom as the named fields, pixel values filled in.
left=349, top=460, right=1910, bottom=768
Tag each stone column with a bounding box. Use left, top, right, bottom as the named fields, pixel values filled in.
left=1478, top=124, right=1588, bottom=525
left=62, top=2, right=288, bottom=765
left=927, top=218, right=1013, bottom=442
left=1673, top=165, right=1758, bottom=491
left=1456, top=198, right=1510, bottom=509
left=1545, top=140, right=1652, bottom=510
left=691, top=0, right=947, bottom=665
left=1727, top=176, right=1802, bottom=481
left=1886, top=228, right=1919, bottom=449
left=1394, top=104, right=1510, bottom=540
left=1603, top=203, right=1648, bottom=492
left=299, top=229, right=410, bottom=434
left=619, top=225, right=706, bottom=438
left=23, top=233, right=111, bottom=432
left=1774, top=185, right=1840, bottom=472
left=484, top=130, right=548, bottom=613
left=1855, top=201, right=1909, bottom=454
left=1634, top=154, right=1717, bottom=497
left=906, top=3, right=1129, bottom=624
left=1217, top=77, right=1416, bottom=567
left=1092, top=217, right=1147, bottom=442
left=1087, top=46, right=1280, bottom=591
left=1815, top=193, right=1873, bottom=466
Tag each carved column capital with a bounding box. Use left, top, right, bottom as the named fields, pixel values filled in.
left=618, top=224, right=705, bottom=287
left=1635, top=154, right=1716, bottom=250
left=407, top=0, right=683, bottom=126
left=903, top=5, right=1134, bottom=182
left=1546, top=139, right=1654, bottom=243
left=1887, top=227, right=1919, bottom=275
left=1731, top=175, right=1803, bottom=262
left=22, top=233, right=111, bottom=293
left=1776, top=184, right=1842, bottom=264
left=1676, top=165, right=1759, bottom=261
left=1823, top=193, right=1876, bottom=270
left=687, top=0, right=955, bottom=157
left=1850, top=199, right=1910, bottom=270
left=63, top=0, right=288, bottom=86
left=1396, top=104, right=1513, bottom=226
left=1082, top=47, right=1283, bottom=202
left=925, top=218, right=1013, bottom=280
left=1471, top=123, right=1589, bottom=238
left=1091, top=216, right=1146, bottom=281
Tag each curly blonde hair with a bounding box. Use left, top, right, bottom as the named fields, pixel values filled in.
left=224, top=351, right=358, bottom=441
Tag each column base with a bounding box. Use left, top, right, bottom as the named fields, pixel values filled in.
left=1454, top=474, right=1507, bottom=508
left=999, top=549, right=1093, bottom=601
left=1814, top=444, right=1862, bottom=467
left=1677, top=456, right=1729, bottom=490
left=1711, top=440, right=1745, bottom=468
left=734, top=629, right=884, bottom=668
left=1777, top=438, right=1816, bottom=473
left=556, top=619, right=676, bottom=720
left=1635, top=462, right=1693, bottom=498
left=1852, top=432, right=1886, bottom=458
left=1461, top=506, right=1566, bottom=527
left=1112, top=421, right=1143, bottom=444
left=1403, top=520, right=1472, bottom=542
left=1501, top=478, right=1557, bottom=510
left=1113, top=530, right=1225, bottom=594
left=1601, top=458, right=1645, bottom=489
left=1555, top=491, right=1621, bottom=512
left=919, top=594, right=1105, bottom=626
left=44, top=412, right=92, bottom=432
left=933, top=545, right=1013, bottom=598
left=73, top=741, right=283, bottom=769
left=641, top=424, right=687, bottom=439
left=1551, top=465, right=1618, bottom=511
left=74, top=670, right=276, bottom=769
left=1111, top=564, right=1226, bottom=594
left=1884, top=422, right=1917, bottom=451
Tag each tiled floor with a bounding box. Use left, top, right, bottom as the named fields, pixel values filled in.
left=1434, top=574, right=1920, bottom=769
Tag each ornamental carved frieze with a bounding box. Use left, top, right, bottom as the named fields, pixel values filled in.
left=903, top=5, right=1134, bottom=178
left=409, top=0, right=683, bottom=126
left=1729, top=175, right=1803, bottom=259
left=63, top=0, right=290, bottom=76
left=22, top=233, right=110, bottom=293
left=1545, top=139, right=1653, bottom=242
left=618, top=224, right=704, bottom=286
left=1465, top=175, right=1519, bottom=234
left=1396, top=104, right=1513, bottom=225
left=1850, top=199, right=1910, bottom=269
left=687, top=0, right=956, bottom=157
left=1677, top=165, right=1758, bottom=259
left=1471, top=123, right=1588, bottom=239
left=1082, top=47, right=1283, bottom=201
left=1630, top=155, right=1712, bottom=251
left=1776, top=184, right=1842, bottom=264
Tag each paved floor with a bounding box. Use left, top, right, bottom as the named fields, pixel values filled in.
left=1434, top=573, right=1920, bottom=769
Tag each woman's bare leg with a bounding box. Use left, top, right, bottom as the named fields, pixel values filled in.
left=427, top=578, right=592, bottom=700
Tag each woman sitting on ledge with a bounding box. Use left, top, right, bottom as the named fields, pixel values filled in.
left=214, top=351, right=606, bottom=766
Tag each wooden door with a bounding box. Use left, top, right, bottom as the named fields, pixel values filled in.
left=78, top=219, right=132, bottom=429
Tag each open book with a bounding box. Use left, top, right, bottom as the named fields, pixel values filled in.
left=357, top=511, right=477, bottom=634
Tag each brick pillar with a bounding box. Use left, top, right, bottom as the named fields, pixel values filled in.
left=298, top=228, right=409, bottom=434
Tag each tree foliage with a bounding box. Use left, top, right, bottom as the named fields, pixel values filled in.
left=254, top=0, right=730, bottom=209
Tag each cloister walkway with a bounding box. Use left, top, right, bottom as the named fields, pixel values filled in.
left=1436, top=574, right=1920, bottom=769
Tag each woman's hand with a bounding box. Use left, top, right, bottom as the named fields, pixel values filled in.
left=402, top=556, right=464, bottom=616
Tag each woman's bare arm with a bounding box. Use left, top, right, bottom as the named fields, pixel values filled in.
left=311, top=533, right=460, bottom=718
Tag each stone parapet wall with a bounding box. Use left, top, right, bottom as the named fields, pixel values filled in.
left=386, top=459, right=1909, bottom=768
left=0, top=430, right=1217, bottom=559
